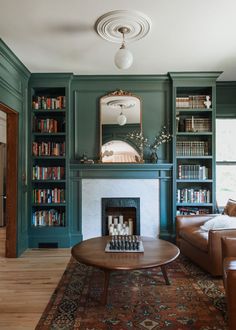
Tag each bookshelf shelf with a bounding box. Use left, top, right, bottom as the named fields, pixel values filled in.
left=177, top=108, right=213, bottom=113
left=32, top=180, right=66, bottom=183
left=32, top=203, right=66, bottom=207
left=32, top=133, right=66, bottom=137
left=176, top=203, right=213, bottom=207
left=176, top=156, right=213, bottom=159
left=176, top=179, right=213, bottom=183
left=32, top=109, right=66, bottom=114
left=170, top=72, right=220, bottom=217
left=32, top=156, right=66, bottom=160
left=176, top=132, right=213, bottom=136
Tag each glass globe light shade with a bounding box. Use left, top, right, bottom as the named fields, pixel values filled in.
left=114, top=47, right=133, bottom=70
left=117, top=113, right=127, bottom=126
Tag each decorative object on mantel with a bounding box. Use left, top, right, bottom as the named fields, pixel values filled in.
left=149, top=125, right=172, bottom=163
left=126, top=130, right=150, bottom=160
left=126, top=125, right=172, bottom=163
left=80, top=153, right=94, bottom=164
left=95, top=10, right=152, bottom=70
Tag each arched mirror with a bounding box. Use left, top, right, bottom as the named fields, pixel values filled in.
left=100, top=90, right=142, bottom=163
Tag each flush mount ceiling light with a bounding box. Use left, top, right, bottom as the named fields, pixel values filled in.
left=95, top=10, right=152, bottom=70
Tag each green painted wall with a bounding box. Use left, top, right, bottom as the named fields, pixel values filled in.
left=216, top=82, right=236, bottom=117
left=71, top=75, right=172, bottom=163
left=0, top=39, right=30, bottom=256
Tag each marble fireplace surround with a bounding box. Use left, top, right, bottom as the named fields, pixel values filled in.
left=70, top=163, right=173, bottom=241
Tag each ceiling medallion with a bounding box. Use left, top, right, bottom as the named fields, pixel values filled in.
left=95, top=10, right=152, bottom=44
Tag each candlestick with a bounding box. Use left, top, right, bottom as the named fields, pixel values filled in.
left=128, top=218, right=133, bottom=235
left=119, top=215, right=123, bottom=225
left=108, top=215, right=112, bottom=226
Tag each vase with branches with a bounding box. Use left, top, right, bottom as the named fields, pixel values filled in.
left=126, top=130, right=150, bottom=160
left=149, top=125, right=172, bottom=163
left=126, top=125, right=172, bottom=163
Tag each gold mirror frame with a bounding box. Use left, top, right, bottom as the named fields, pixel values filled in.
left=99, top=90, right=143, bottom=163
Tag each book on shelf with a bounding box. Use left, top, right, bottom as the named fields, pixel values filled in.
left=177, top=188, right=210, bottom=203
left=178, top=164, right=208, bottom=180
left=176, top=141, right=209, bottom=156
left=32, top=166, right=65, bottom=180
left=33, top=118, right=59, bottom=133
left=176, top=207, right=210, bottom=215
left=176, top=95, right=211, bottom=109
left=32, top=209, right=65, bottom=226
left=32, top=141, right=65, bottom=156
left=33, top=188, right=65, bottom=204
left=32, top=95, right=66, bottom=110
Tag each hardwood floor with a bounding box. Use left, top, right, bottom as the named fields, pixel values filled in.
left=0, top=227, right=71, bottom=330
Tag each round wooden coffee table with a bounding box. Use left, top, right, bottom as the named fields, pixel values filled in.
left=71, top=236, right=179, bottom=304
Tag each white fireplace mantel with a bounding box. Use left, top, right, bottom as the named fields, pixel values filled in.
left=70, top=162, right=173, bottom=242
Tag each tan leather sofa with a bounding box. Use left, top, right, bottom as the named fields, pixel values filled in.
left=221, top=237, right=236, bottom=330
left=176, top=214, right=236, bottom=276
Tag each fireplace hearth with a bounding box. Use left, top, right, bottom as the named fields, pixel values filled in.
left=102, top=198, right=140, bottom=236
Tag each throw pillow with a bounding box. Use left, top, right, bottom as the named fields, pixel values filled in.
left=224, top=199, right=236, bottom=216
left=200, top=214, right=236, bottom=231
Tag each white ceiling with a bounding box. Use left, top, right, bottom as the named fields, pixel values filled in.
left=0, top=0, right=236, bottom=80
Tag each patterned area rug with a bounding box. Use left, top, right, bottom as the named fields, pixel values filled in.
left=36, top=255, right=228, bottom=330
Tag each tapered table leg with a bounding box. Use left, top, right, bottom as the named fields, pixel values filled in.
left=101, top=270, right=110, bottom=305
left=161, top=265, right=170, bottom=285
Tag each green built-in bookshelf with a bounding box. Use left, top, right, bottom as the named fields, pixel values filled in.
left=28, top=74, right=72, bottom=248
left=170, top=72, right=221, bottom=220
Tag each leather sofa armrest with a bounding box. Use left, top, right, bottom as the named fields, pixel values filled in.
left=208, top=229, right=236, bottom=262
left=222, top=237, right=236, bottom=259
left=225, top=263, right=236, bottom=330
left=176, top=214, right=216, bottom=246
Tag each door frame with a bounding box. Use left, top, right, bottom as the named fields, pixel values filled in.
left=0, top=102, right=18, bottom=257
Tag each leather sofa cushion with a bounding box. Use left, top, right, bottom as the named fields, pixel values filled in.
left=179, top=225, right=208, bottom=252
left=224, top=199, right=236, bottom=216
left=200, top=215, right=236, bottom=231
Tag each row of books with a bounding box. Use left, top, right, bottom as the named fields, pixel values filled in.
left=32, top=141, right=65, bottom=157
left=32, top=166, right=65, bottom=180
left=178, top=117, right=211, bottom=132
left=33, top=188, right=65, bottom=204
left=176, top=207, right=210, bottom=215
left=32, top=209, right=65, bottom=227
left=33, top=118, right=65, bottom=133
left=176, top=95, right=210, bottom=109
left=176, top=141, right=209, bottom=156
left=32, top=96, right=66, bottom=110
left=178, top=165, right=209, bottom=180
left=177, top=189, right=211, bottom=203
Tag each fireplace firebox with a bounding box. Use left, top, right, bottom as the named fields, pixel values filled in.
left=101, top=198, right=140, bottom=236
